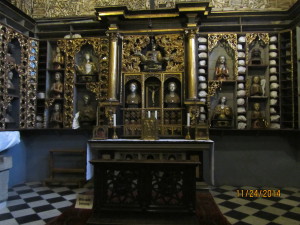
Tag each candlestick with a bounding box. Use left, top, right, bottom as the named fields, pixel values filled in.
left=155, top=110, right=157, bottom=119
left=148, top=111, right=151, bottom=118
left=187, top=113, right=190, bottom=127
left=113, top=113, right=116, bottom=127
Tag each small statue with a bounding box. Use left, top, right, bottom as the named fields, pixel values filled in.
left=134, top=43, right=167, bottom=71
left=52, top=47, right=64, bottom=69
left=211, top=96, right=233, bottom=128
left=250, top=48, right=262, bottom=65
left=214, top=55, right=230, bottom=81
left=5, top=103, right=14, bottom=123
left=50, top=72, right=63, bottom=98
left=75, top=53, right=97, bottom=75
left=78, top=94, right=96, bottom=127
left=7, top=71, right=15, bottom=90
left=251, top=102, right=267, bottom=129
left=7, top=43, right=16, bottom=64
left=164, top=82, right=180, bottom=108
left=126, top=82, right=141, bottom=108
left=250, top=76, right=263, bottom=96
left=50, top=103, right=63, bottom=128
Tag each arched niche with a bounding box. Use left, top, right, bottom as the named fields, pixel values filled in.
left=75, top=44, right=99, bottom=82
left=145, top=76, right=161, bottom=108
left=125, top=79, right=142, bottom=108
left=208, top=41, right=235, bottom=81
left=163, top=77, right=181, bottom=108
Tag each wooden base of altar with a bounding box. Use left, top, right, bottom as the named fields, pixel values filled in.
left=88, top=159, right=200, bottom=225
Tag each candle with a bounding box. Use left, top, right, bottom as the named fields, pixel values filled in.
left=148, top=111, right=151, bottom=118
left=155, top=110, right=157, bottom=119
left=113, top=114, right=116, bottom=127
left=187, top=113, right=190, bottom=127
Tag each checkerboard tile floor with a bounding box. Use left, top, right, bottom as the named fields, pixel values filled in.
left=0, top=182, right=91, bottom=225
left=211, top=185, right=300, bottom=225
left=0, top=182, right=299, bottom=225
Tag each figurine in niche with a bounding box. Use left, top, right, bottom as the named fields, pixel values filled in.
left=250, top=76, right=265, bottom=96
left=7, top=43, right=16, bottom=64
left=7, top=71, right=15, bottom=90
left=75, top=53, right=97, bottom=75
left=50, top=103, right=63, bottom=128
left=52, top=47, right=64, bottom=69
left=134, top=43, right=167, bottom=71
left=5, top=103, right=14, bottom=123
left=251, top=102, right=267, bottom=129
left=214, top=55, right=230, bottom=81
left=211, top=96, right=233, bottom=128
left=78, top=94, right=96, bottom=128
left=50, top=72, right=63, bottom=98
left=250, top=48, right=262, bottom=65
left=164, top=82, right=180, bottom=108
left=126, top=82, right=141, bottom=108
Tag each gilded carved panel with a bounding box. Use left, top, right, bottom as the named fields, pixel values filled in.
left=122, top=34, right=184, bottom=73
left=10, top=0, right=297, bottom=18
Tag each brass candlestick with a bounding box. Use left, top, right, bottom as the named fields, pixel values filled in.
left=112, top=126, right=118, bottom=139
left=185, top=126, right=191, bottom=140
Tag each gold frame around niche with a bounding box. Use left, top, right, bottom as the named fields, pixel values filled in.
left=208, top=33, right=238, bottom=81
left=57, top=37, right=109, bottom=128
left=0, top=23, right=37, bottom=130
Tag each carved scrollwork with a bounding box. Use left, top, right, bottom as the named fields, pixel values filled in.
left=122, top=35, right=151, bottom=73
left=208, top=33, right=237, bottom=52
left=155, top=34, right=184, bottom=72
left=246, top=33, right=269, bottom=46
left=208, top=80, right=221, bottom=97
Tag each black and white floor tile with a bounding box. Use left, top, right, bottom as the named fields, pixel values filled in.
left=0, top=182, right=299, bottom=225
left=0, top=182, right=90, bottom=225
left=211, top=185, right=300, bottom=225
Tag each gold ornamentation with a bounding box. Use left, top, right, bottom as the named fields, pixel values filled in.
left=10, top=0, right=297, bottom=18
left=164, top=73, right=182, bottom=82
left=86, top=82, right=101, bottom=101
left=245, top=33, right=269, bottom=67
left=208, top=81, right=221, bottom=97
left=208, top=33, right=237, bottom=52
left=155, top=34, right=184, bottom=72
left=26, top=39, right=39, bottom=128
left=122, top=35, right=150, bottom=73
left=144, top=73, right=161, bottom=81
left=208, top=33, right=238, bottom=79
left=0, top=23, right=32, bottom=129
left=57, top=37, right=109, bottom=128
left=246, top=33, right=269, bottom=46
left=125, top=75, right=142, bottom=83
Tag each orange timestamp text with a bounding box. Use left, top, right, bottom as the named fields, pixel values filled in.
left=236, top=189, right=281, bottom=198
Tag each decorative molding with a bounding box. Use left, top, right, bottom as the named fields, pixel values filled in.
left=10, top=0, right=297, bottom=18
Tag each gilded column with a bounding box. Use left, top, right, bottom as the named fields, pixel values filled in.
left=108, top=32, right=119, bottom=101
left=185, top=29, right=198, bottom=100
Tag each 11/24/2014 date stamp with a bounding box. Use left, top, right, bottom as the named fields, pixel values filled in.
left=236, top=189, right=281, bottom=198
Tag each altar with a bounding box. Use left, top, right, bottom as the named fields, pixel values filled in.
left=87, top=139, right=214, bottom=186
left=87, top=139, right=214, bottom=225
